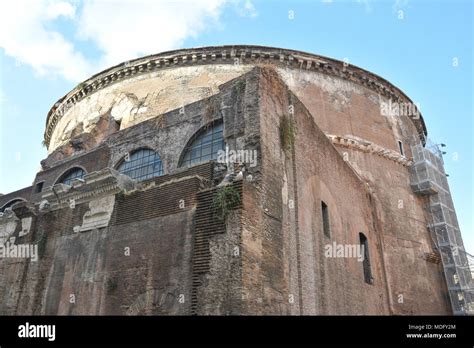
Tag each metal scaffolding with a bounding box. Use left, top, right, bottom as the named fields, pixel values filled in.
left=410, top=140, right=474, bottom=315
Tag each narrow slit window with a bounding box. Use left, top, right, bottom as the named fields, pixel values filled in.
left=397, top=140, right=404, bottom=156
left=321, top=201, right=330, bottom=238
left=359, top=233, right=373, bottom=284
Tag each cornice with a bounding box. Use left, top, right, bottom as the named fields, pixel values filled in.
left=44, top=45, right=427, bottom=148
left=326, top=134, right=413, bottom=167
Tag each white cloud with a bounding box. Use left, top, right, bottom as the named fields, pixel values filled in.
left=236, top=0, right=258, bottom=18
left=0, top=1, right=90, bottom=81
left=44, top=0, right=76, bottom=20
left=77, top=0, right=228, bottom=69
left=0, top=0, right=257, bottom=82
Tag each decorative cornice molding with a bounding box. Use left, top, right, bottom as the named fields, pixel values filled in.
left=326, top=134, right=413, bottom=167
left=44, top=45, right=427, bottom=148
left=39, top=168, right=135, bottom=211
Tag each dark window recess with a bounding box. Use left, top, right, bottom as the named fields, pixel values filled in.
left=0, top=199, right=24, bottom=212
left=398, top=140, right=404, bottom=156
left=321, top=201, right=330, bottom=238
left=34, top=182, right=44, bottom=193
left=359, top=233, right=374, bottom=284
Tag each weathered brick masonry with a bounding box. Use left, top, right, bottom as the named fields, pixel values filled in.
left=1, top=45, right=463, bottom=315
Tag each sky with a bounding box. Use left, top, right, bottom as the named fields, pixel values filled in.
left=0, top=0, right=472, bottom=254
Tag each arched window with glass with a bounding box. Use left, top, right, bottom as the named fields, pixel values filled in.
left=116, top=148, right=164, bottom=181
left=180, top=121, right=224, bottom=167
left=58, top=167, right=86, bottom=186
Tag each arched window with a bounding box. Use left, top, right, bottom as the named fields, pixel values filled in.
left=180, top=121, right=224, bottom=167
left=0, top=199, right=25, bottom=212
left=58, top=167, right=86, bottom=186
left=117, top=148, right=163, bottom=181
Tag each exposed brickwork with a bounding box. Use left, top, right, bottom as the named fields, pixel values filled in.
left=31, top=145, right=111, bottom=200
left=191, top=181, right=242, bottom=314
left=0, top=54, right=455, bottom=316
left=0, top=186, right=33, bottom=209
left=112, top=176, right=205, bottom=226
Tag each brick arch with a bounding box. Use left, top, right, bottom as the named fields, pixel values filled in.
left=54, top=165, right=88, bottom=185
left=0, top=198, right=26, bottom=212
left=178, top=119, right=224, bottom=168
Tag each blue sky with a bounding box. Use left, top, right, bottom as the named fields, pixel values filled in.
left=0, top=0, right=472, bottom=253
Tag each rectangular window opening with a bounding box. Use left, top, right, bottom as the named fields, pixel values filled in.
left=34, top=182, right=44, bottom=193
left=359, top=233, right=373, bottom=284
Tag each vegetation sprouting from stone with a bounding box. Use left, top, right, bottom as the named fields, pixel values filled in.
left=106, top=277, right=118, bottom=294
left=35, top=232, right=47, bottom=259
left=236, top=80, right=246, bottom=93
left=116, top=191, right=125, bottom=200
left=279, top=114, right=296, bottom=152
left=76, top=82, right=87, bottom=90
left=153, top=114, right=165, bottom=128
left=212, top=185, right=241, bottom=221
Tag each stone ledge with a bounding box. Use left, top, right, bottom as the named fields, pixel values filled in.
left=38, top=168, right=135, bottom=212
left=326, top=134, right=413, bottom=167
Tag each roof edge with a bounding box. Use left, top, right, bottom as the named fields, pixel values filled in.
left=44, top=45, right=427, bottom=147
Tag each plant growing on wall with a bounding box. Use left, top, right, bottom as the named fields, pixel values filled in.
left=75, top=82, right=87, bottom=90
left=236, top=80, right=246, bottom=93
left=116, top=191, right=125, bottom=200
left=279, top=114, right=296, bottom=152
left=212, top=185, right=241, bottom=221
left=106, top=277, right=118, bottom=294
left=35, top=232, right=47, bottom=259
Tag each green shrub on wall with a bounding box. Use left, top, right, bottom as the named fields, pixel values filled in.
left=212, top=185, right=241, bottom=221
left=35, top=232, right=47, bottom=259
left=279, top=114, right=296, bottom=152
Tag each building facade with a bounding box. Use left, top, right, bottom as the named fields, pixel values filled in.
left=0, top=45, right=472, bottom=315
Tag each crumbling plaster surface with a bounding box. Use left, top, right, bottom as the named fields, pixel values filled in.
left=0, top=211, right=19, bottom=245
left=49, top=64, right=252, bottom=153
left=48, top=59, right=419, bottom=161
left=241, top=67, right=449, bottom=315
left=276, top=67, right=418, bottom=154
left=0, top=66, right=451, bottom=316
left=74, top=195, right=115, bottom=233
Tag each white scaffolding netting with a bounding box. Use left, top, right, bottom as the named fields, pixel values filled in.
left=410, top=140, right=474, bottom=315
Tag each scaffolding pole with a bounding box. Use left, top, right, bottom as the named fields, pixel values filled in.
left=410, top=140, right=474, bottom=315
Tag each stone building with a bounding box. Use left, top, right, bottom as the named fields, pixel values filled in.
left=0, top=45, right=472, bottom=315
